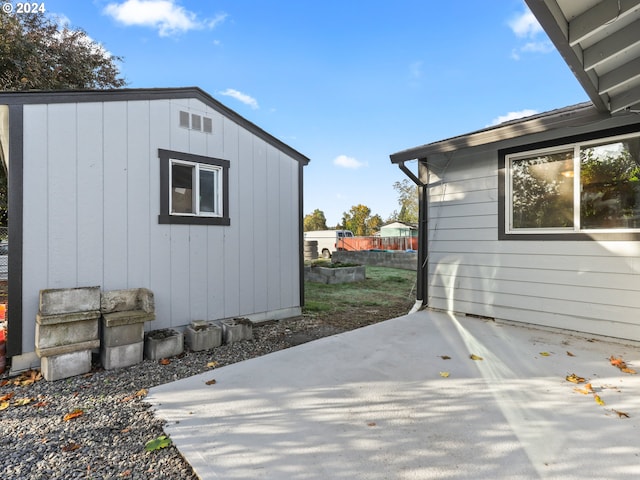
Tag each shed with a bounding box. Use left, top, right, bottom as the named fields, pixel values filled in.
left=0, top=87, right=309, bottom=371
left=390, top=0, right=640, bottom=342
left=379, top=222, right=417, bottom=238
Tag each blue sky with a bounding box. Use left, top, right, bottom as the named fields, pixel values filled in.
left=40, top=0, right=588, bottom=225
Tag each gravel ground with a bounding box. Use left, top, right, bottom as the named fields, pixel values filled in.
left=0, top=308, right=407, bottom=480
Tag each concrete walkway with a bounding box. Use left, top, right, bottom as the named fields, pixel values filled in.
left=148, top=310, right=640, bottom=479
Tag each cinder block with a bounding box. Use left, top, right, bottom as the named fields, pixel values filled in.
left=39, top=286, right=101, bottom=316
left=185, top=322, right=222, bottom=351
left=144, top=329, right=183, bottom=360
left=40, top=350, right=92, bottom=381
left=101, top=322, right=144, bottom=348
left=101, top=342, right=143, bottom=370
left=101, top=288, right=154, bottom=314
left=36, top=318, right=99, bottom=351
left=222, top=318, right=253, bottom=344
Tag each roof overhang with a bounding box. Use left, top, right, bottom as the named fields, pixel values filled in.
left=525, top=0, right=640, bottom=114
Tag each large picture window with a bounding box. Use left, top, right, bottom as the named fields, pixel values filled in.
left=505, top=132, right=640, bottom=235
left=158, top=149, right=230, bottom=226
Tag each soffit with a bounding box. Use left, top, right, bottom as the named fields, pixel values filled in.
left=525, top=0, right=640, bottom=113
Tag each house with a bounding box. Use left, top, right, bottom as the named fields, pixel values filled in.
left=0, top=87, right=309, bottom=371
left=390, top=0, right=640, bottom=341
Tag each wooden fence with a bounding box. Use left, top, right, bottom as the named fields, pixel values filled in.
left=337, top=236, right=418, bottom=251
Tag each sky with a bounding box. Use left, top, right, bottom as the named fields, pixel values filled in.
left=27, top=0, right=588, bottom=226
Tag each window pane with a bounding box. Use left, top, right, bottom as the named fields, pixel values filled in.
left=580, top=137, right=640, bottom=229
left=199, top=168, right=218, bottom=214
left=172, top=164, right=194, bottom=213
left=511, top=150, right=574, bottom=229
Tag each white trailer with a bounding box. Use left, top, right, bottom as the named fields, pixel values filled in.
left=304, top=230, right=354, bottom=258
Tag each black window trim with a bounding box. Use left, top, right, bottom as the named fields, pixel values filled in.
left=158, top=149, right=230, bottom=226
left=498, top=122, right=640, bottom=241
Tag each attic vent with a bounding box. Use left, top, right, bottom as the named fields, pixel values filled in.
left=191, top=114, right=202, bottom=131
left=179, top=111, right=190, bottom=128
left=179, top=110, right=213, bottom=134
left=203, top=117, right=212, bottom=134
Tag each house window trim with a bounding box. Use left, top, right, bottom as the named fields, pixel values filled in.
left=158, top=149, right=230, bottom=226
left=498, top=123, right=640, bottom=241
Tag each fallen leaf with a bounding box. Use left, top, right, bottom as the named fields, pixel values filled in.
left=469, top=354, right=483, bottom=361
left=439, top=372, right=450, bottom=378
left=144, top=435, right=172, bottom=452
left=61, top=442, right=81, bottom=452
left=33, top=401, right=47, bottom=408
left=620, top=367, right=637, bottom=375
left=121, top=428, right=131, bottom=434
left=367, top=422, right=377, bottom=427
left=573, top=383, right=594, bottom=395
left=14, top=398, right=33, bottom=407
left=206, top=361, right=219, bottom=368
left=440, top=355, right=451, bottom=360
left=609, top=356, right=625, bottom=367
left=0, top=401, right=9, bottom=411
left=205, top=379, right=217, bottom=385
left=120, top=469, right=132, bottom=477
left=0, top=379, right=9, bottom=387
left=612, top=410, right=630, bottom=418
left=159, top=358, right=171, bottom=365
left=0, top=392, right=14, bottom=402
left=63, top=409, right=84, bottom=421
left=566, top=351, right=575, bottom=357
left=136, top=388, right=148, bottom=398
left=566, top=373, right=586, bottom=384
left=594, top=394, right=605, bottom=406
left=539, top=352, right=551, bottom=356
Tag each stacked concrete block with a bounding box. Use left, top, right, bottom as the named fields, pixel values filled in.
left=221, top=318, right=253, bottom=345
left=36, top=286, right=101, bottom=381
left=185, top=320, right=222, bottom=351
left=100, top=288, right=155, bottom=370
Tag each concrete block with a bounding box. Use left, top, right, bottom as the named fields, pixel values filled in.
left=185, top=322, right=222, bottom=351
left=35, top=318, right=99, bottom=350
left=102, top=310, right=155, bottom=328
left=39, top=286, right=101, bottom=316
left=222, top=318, right=253, bottom=344
left=40, top=350, right=92, bottom=381
left=101, top=342, right=143, bottom=370
left=101, top=321, right=144, bottom=348
left=36, top=339, right=100, bottom=358
left=144, top=329, right=183, bottom=360
left=101, top=288, right=154, bottom=314
left=37, top=310, right=101, bottom=326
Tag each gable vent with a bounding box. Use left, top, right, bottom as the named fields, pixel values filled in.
left=179, top=110, right=213, bottom=134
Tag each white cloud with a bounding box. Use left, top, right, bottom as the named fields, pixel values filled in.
left=489, top=109, right=538, bottom=126
left=103, top=0, right=226, bottom=37
left=508, top=6, right=553, bottom=59
left=333, top=155, right=367, bottom=169
left=218, top=88, right=259, bottom=109
left=508, top=9, right=542, bottom=38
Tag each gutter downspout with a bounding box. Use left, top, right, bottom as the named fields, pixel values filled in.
left=397, top=160, right=428, bottom=314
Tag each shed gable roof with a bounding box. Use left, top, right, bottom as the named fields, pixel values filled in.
left=0, top=87, right=310, bottom=165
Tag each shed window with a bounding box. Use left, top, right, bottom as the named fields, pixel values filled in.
left=506, top=132, right=640, bottom=234
left=159, top=149, right=230, bottom=226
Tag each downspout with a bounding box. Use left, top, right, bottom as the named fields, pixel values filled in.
left=397, top=160, right=428, bottom=314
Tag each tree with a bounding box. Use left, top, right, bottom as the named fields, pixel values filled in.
left=389, top=179, right=418, bottom=224
left=340, top=204, right=383, bottom=236
left=303, top=209, right=328, bottom=231
left=0, top=5, right=126, bottom=226
left=0, top=6, right=126, bottom=90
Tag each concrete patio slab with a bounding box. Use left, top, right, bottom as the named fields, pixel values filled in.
left=148, top=310, right=640, bottom=479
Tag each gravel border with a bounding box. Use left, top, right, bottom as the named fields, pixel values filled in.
left=0, top=317, right=354, bottom=479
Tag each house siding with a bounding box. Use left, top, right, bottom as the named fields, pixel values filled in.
left=19, top=97, right=302, bottom=355
left=423, top=118, right=640, bottom=342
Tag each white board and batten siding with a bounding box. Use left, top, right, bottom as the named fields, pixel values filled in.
left=20, top=95, right=302, bottom=355
left=424, top=118, right=640, bottom=342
